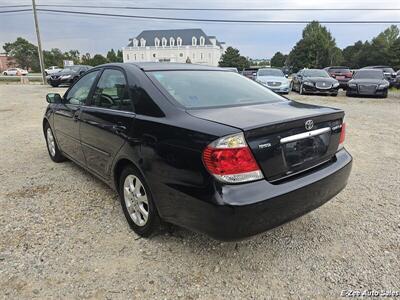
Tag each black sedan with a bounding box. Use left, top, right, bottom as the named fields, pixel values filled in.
left=346, top=69, right=389, bottom=98
left=47, top=65, right=92, bottom=87
left=361, top=66, right=396, bottom=87
left=43, top=63, right=352, bottom=240
left=292, top=69, right=340, bottom=96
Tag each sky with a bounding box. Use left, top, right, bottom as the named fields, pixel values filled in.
left=0, top=0, right=399, bottom=58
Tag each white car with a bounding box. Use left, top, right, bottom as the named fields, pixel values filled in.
left=45, top=66, right=62, bottom=75
left=256, top=68, right=291, bottom=94
left=2, top=68, right=28, bottom=76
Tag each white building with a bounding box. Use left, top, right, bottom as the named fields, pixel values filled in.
left=122, top=29, right=226, bottom=66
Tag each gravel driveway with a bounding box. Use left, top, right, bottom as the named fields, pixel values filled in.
left=0, top=84, right=399, bottom=299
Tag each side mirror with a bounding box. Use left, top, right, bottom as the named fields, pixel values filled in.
left=46, top=93, right=62, bottom=104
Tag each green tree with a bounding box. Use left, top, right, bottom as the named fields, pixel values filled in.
left=287, top=21, right=341, bottom=72
left=64, top=50, right=80, bottom=65
left=270, top=52, right=288, bottom=67
left=3, top=37, right=40, bottom=71
left=43, top=48, right=64, bottom=67
left=106, top=49, right=118, bottom=62
left=88, top=54, right=108, bottom=66
left=219, top=47, right=250, bottom=71
left=116, top=50, right=123, bottom=62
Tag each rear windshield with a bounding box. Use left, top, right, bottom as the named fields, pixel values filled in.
left=354, top=70, right=383, bottom=79
left=329, top=67, right=350, bottom=73
left=147, top=70, right=285, bottom=109
left=258, top=69, right=284, bottom=77
left=303, top=70, right=330, bottom=78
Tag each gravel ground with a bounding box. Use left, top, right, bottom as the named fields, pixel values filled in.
left=0, top=84, right=399, bottom=299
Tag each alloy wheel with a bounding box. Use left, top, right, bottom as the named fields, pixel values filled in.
left=46, top=128, right=56, bottom=157
left=123, top=175, right=149, bottom=227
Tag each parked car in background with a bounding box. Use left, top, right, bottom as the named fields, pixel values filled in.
left=242, top=67, right=259, bottom=80
left=324, top=66, right=352, bottom=89
left=256, top=68, right=291, bottom=94
left=394, top=70, right=400, bottom=89
left=292, top=69, right=339, bottom=96
left=43, top=62, right=351, bottom=240
left=45, top=66, right=62, bottom=76
left=346, top=69, right=389, bottom=98
left=47, top=65, right=92, bottom=87
left=2, top=68, right=28, bottom=76
left=361, top=66, right=396, bottom=87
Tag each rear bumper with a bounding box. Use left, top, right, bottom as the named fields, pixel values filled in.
left=166, top=149, right=352, bottom=240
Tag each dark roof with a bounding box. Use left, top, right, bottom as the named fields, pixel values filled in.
left=127, top=28, right=222, bottom=47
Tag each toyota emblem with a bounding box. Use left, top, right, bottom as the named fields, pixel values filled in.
left=305, top=120, right=314, bottom=130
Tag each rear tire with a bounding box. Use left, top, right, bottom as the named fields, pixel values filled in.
left=44, top=122, right=65, bottom=163
left=119, top=165, right=160, bottom=238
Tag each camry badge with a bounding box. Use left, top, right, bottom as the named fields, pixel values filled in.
left=305, top=120, right=314, bottom=130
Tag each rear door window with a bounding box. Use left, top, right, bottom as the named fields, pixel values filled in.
left=91, top=69, right=132, bottom=111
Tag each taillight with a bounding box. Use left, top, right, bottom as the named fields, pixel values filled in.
left=339, top=123, right=346, bottom=144
left=345, top=72, right=353, bottom=78
left=202, top=133, right=264, bottom=183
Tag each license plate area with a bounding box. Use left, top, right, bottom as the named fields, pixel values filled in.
left=282, top=131, right=331, bottom=168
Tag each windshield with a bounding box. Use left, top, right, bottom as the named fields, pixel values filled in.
left=354, top=70, right=384, bottom=79
left=303, top=69, right=330, bottom=78
left=148, top=70, right=285, bottom=109
left=257, top=69, right=284, bottom=77
left=63, top=66, right=80, bottom=71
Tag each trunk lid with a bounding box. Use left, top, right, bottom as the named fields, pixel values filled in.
left=188, top=101, right=344, bottom=182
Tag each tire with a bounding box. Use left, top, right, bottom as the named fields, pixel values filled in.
left=50, top=83, right=59, bottom=87
left=44, top=122, right=65, bottom=163
left=3, top=72, right=7, bottom=76
left=331, top=93, right=338, bottom=97
left=119, top=165, right=160, bottom=237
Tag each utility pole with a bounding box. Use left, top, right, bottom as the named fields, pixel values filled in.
left=32, top=0, right=46, bottom=84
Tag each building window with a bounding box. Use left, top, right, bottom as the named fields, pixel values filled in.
left=200, top=53, right=203, bottom=60
left=140, top=38, right=146, bottom=47
left=193, top=53, right=195, bottom=59
left=192, top=36, right=197, bottom=46
left=162, top=37, right=167, bottom=47
left=155, top=38, right=160, bottom=47
left=134, top=54, right=137, bottom=60
left=153, top=53, right=156, bottom=58
left=177, top=37, right=182, bottom=46
left=179, top=53, right=183, bottom=57
left=141, top=53, right=144, bottom=59
left=133, top=39, right=138, bottom=47
left=200, top=36, right=205, bottom=46
left=170, top=37, right=175, bottom=46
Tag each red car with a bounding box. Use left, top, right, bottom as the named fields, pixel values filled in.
left=324, top=66, right=353, bottom=89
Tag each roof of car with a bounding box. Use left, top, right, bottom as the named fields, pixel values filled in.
left=127, top=62, right=224, bottom=71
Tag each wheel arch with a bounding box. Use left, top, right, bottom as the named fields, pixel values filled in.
left=113, top=157, right=141, bottom=192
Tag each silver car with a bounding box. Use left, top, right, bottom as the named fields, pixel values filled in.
left=256, top=68, right=291, bottom=94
